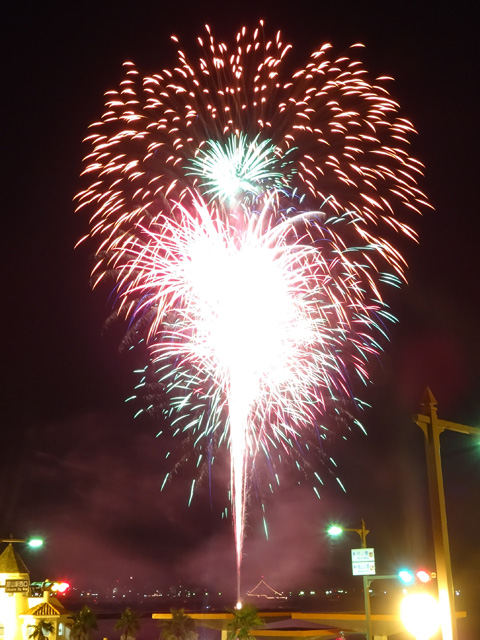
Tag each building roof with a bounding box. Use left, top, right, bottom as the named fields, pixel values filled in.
left=21, top=600, right=70, bottom=618
left=247, top=579, right=286, bottom=599
left=0, top=543, right=30, bottom=574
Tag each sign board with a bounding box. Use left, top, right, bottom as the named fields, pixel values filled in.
left=351, top=548, right=375, bottom=576
left=4, top=579, right=30, bottom=593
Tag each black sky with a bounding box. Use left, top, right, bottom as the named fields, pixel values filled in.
left=2, top=0, right=479, bottom=622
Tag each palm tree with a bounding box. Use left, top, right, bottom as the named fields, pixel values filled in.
left=114, top=607, right=141, bottom=640
left=227, top=605, right=263, bottom=640
left=160, top=608, right=197, bottom=640
left=28, top=619, right=55, bottom=640
left=70, top=606, right=98, bottom=640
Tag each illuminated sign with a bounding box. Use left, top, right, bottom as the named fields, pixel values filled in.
left=351, top=548, right=376, bottom=576
left=4, top=579, right=30, bottom=593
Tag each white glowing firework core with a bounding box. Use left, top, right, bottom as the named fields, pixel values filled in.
left=185, top=239, right=310, bottom=395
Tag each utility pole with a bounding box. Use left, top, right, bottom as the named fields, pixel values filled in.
left=414, top=388, right=480, bottom=640
left=328, top=519, right=372, bottom=640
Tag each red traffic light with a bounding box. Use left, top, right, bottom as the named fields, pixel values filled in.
left=415, top=569, right=433, bottom=583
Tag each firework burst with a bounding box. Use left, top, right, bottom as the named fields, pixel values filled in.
left=77, top=21, right=430, bottom=597
left=186, top=133, right=293, bottom=204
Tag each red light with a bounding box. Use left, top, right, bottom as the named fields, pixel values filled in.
left=415, top=570, right=431, bottom=583
left=51, top=582, right=70, bottom=593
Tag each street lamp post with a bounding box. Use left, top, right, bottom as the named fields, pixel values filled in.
left=328, top=519, right=372, bottom=640
left=414, top=388, right=480, bottom=640
left=1, top=537, right=44, bottom=548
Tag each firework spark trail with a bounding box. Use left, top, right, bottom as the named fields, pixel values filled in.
left=77, top=22, right=430, bottom=599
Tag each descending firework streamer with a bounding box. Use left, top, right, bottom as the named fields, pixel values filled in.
left=77, top=21, right=430, bottom=598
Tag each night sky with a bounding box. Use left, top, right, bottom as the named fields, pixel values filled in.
left=2, top=0, right=479, bottom=622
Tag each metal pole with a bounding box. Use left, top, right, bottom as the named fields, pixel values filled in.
left=331, top=520, right=373, bottom=640
left=362, top=575, right=372, bottom=640
left=415, top=388, right=457, bottom=640
left=359, top=522, right=372, bottom=640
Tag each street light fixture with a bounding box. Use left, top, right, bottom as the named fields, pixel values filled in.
left=327, top=525, right=343, bottom=537
left=27, top=539, right=43, bottom=548
left=327, top=519, right=372, bottom=640
left=1, top=537, right=44, bottom=547
left=327, top=520, right=369, bottom=546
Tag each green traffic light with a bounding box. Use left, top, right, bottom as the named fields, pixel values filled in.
left=398, top=569, right=415, bottom=585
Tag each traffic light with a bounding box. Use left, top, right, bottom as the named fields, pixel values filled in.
left=51, top=581, right=70, bottom=594
left=398, top=568, right=435, bottom=586
left=415, top=569, right=434, bottom=583
left=398, top=569, right=415, bottom=585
